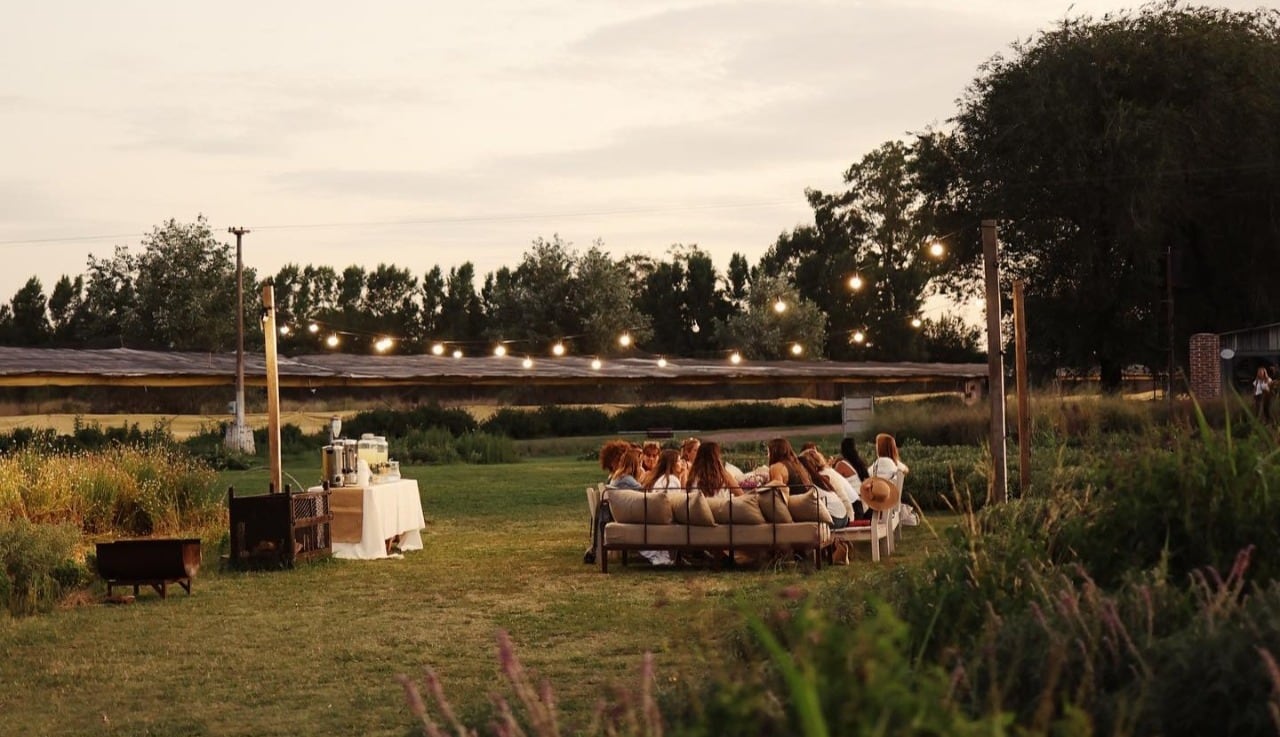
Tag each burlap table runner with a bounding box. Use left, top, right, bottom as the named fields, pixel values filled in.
left=330, top=487, right=365, bottom=543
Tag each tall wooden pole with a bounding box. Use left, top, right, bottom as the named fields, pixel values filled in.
left=982, top=220, right=1008, bottom=504
left=261, top=283, right=283, bottom=494
left=1013, top=280, right=1031, bottom=496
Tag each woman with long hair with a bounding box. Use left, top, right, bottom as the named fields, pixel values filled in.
left=642, top=449, right=685, bottom=491
left=765, top=437, right=812, bottom=495
left=870, top=432, right=916, bottom=526
left=1255, top=366, right=1273, bottom=420
left=797, top=450, right=849, bottom=529
left=833, top=437, right=870, bottom=483
left=686, top=441, right=741, bottom=499
left=607, top=447, right=645, bottom=490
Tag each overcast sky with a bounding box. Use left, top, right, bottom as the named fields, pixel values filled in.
left=1, top=0, right=1272, bottom=312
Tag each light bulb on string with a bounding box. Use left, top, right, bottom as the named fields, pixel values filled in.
left=308, top=323, right=320, bottom=334
left=851, top=330, right=866, bottom=345
left=326, top=334, right=340, bottom=348
left=911, top=317, right=923, bottom=328
left=790, top=343, right=803, bottom=356
left=773, top=298, right=787, bottom=314
left=374, top=336, right=394, bottom=353
left=431, top=343, right=445, bottom=356
left=278, top=325, right=291, bottom=336
left=551, top=342, right=566, bottom=357
left=591, top=357, right=602, bottom=370
left=521, top=356, right=533, bottom=369
left=690, top=320, right=701, bottom=334
left=848, top=274, right=864, bottom=291
left=657, top=357, right=668, bottom=368
left=452, top=348, right=463, bottom=359
left=729, top=351, right=742, bottom=365
left=927, top=239, right=946, bottom=258
left=493, top=344, right=507, bottom=357
left=618, top=332, right=632, bottom=348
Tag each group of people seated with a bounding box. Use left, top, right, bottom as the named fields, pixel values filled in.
left=596, top=432, right=913, bottom=565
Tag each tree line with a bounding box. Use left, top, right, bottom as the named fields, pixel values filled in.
left=0, top=217, right=978, bottom=362
left=3, top=5, right=1276, bottom=386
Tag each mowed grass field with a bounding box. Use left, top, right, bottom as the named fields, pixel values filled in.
left=0, top=457, right=950, bottom=737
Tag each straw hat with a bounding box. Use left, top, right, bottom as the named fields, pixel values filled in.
left=859, top=476, right=901, bottom=512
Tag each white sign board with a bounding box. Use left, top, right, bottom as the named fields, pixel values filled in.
left=842, top=396, right=874, bottom=435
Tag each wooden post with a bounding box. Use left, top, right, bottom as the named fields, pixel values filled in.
left=981, top=220, right=1008, bottom=504
left=1013, top=280, right=1031, bottom=496
left=261, top=283, right=283, bottom=495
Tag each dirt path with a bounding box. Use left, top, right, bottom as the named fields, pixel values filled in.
left=699, top=425, right=844, bottom=443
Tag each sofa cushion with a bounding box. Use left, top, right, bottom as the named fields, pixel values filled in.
left=755, top=487, right=793, bottom=524
left=787, top=488, right=834, bottom=525
left=604, top=521, right=828, bottom=548
left=607, top=489, right=674, bottom=525
left=667, top=491, right=717, bottom=526
left=707, top=493, right=767, bottom=525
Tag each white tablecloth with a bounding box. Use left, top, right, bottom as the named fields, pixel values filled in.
left=310, top=480, right=426, bottom=560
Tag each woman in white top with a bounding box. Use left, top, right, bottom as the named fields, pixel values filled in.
left=870, top=433, right=917, bottom=526
left=1255, top=366, right=1273, bottom=419
left=642, top=449, right=685, bottom=492
left=802, top=448, right=866, bottom=520
left=797, top=450, right=850, bottom=529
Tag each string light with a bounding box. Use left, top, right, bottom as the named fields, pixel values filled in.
left=691, top=320, right=701, bottom=334
left=851, top=330, right=866, bottom=345
left=326, top=334, right=340, bottom=348
left=927, top=239, right=946, bottom=258
left=790, top=343, right=803, bottom=356
left=493, top=344, right=507, bottom=357
left=591, top=357, right=602, bottom=370
left=374, top=336, right=394, bottom=352
left=278, top=325, right=291, bottom=336
left=308, top=323, right=320, bottom=334
left=618, top=332, right=632, bottom=348
left=729, top=351, right=742, bottom=365
left=911, top=317, right=923, bottom=328
left=657, top=357, right=668, bottom=368
left=521, top=356, right=533, bottom=369
left=552, top=342, right=566, bottom=356
left=431, top=343, right=445, bottom=356
left=452, top=348, right=463, bottom=359
left=773, top=298, right=787, bottom=314
left=848, top=274, right=864, bottom=291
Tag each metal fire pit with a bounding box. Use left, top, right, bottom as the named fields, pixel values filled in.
left=95, top=538, right=202, bottom=598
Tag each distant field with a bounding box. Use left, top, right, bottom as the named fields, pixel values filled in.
left=0, top=397, right=843, bottom=441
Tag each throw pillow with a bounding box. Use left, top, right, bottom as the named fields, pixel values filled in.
left=755, top=486, right=794, bottom=524
left=787, top=488, right=834, bottom=525
left=667, top=491, right=717, bottom=526
left=607, top=488, right=674, bottom=525
left=707, top=494, right=767, bottom=525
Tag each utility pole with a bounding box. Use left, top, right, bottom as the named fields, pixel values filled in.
left=982, top=220, right=1008, bottom=504
left=225, top=227, right=254, bottom=454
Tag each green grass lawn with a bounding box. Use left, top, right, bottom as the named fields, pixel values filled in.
left=0, top=458, right=952, bottom=737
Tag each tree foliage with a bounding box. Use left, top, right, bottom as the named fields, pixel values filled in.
left=920, top=3, right=1280, bottom=388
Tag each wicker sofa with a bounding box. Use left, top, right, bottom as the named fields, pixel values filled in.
left=589, top=484, right=835, bottom=573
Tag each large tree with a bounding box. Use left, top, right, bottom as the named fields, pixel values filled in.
left=718, top=273, right=828, bottom=360
left=131, top=217, right=242, bottom=351
left=765, top=140, right=945, bottom=360
left=921, top=5, right=1280, bottom=389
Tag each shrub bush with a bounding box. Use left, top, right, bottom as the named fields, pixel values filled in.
left=453, top=432, right=518, bottom=464
left=0, top=518, right=81, bottom=616
left=345, top=404, right=477, bottom=439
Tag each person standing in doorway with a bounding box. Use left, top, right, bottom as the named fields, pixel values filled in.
left=1255, top=366, right=1273, bottom=421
